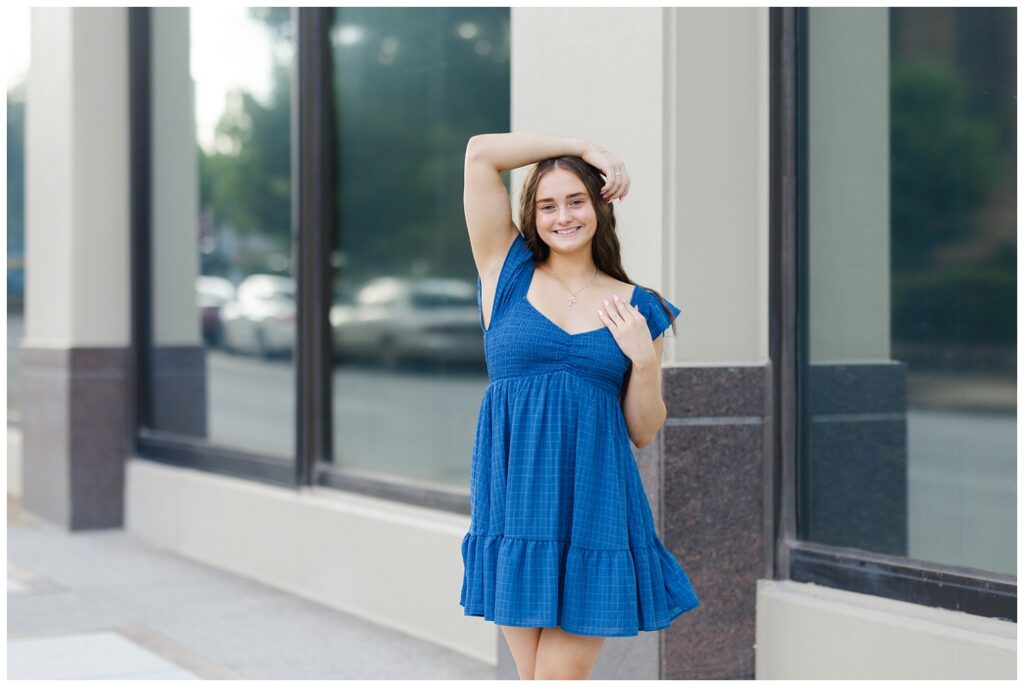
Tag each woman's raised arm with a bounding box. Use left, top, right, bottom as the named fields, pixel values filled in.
left=466, top=132, right=590, bottom=172
left=464, top=133, right=594, bottom=278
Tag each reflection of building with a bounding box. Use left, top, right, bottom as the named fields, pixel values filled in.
left=8, top=7, right=1016, bottom=679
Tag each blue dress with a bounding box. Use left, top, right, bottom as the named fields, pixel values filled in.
left=459, top=231, right=701, bottom=637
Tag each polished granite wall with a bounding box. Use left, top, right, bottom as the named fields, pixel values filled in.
left=660, top=365, right=768, bottom=680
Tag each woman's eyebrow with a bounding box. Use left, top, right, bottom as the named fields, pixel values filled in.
left=536, top=191, right=587, bottom=203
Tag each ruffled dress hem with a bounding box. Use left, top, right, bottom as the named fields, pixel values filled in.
left=459, top=531, right=700, bottom=637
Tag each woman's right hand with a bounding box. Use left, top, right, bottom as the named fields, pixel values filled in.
left=581, top=145, right=631, bottom=202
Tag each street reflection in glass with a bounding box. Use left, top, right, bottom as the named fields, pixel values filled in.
left=327, top=8, right=510, bottom=489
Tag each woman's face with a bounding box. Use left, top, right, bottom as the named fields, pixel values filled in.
left=534, top=167, right=598, bottom=254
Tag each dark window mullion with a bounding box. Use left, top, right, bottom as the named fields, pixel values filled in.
left=294, top=8, right=334, bottom=487
left=129, top=7, right=153, bottom=446
left=768, top=7, right=800, bottom=582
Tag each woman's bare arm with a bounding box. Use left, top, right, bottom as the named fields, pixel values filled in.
left=623, top=336, right=668, bottom=448
left=463, top=133, right=594, bottom=281
left=466, top=132, right=590, bottom=172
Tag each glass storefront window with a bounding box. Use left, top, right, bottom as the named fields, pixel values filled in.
left=326, top=8, right=510, bottom=488
left=798, top=8, right=1015, bottom=575
left=145, top=7, right=296, bottom=459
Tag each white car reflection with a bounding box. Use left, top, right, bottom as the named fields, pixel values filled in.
left=219, top=274, right=296, bottom=358
left=330, top=277, right=484, bottom=367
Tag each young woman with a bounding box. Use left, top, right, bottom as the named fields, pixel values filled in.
left=459, top=132, right=700, bottom=680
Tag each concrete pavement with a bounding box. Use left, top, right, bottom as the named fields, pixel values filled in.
left=7, top=495, right=495, bottom=680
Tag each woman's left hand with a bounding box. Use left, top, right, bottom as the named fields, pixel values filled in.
left=597, top=294, right=656, bottom=365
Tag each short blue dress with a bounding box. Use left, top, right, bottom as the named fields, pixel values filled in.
left=459, top=231, right=701, bottom=637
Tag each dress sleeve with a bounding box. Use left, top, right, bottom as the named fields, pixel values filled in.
left=476, top=231, right=532, bottom=332
left=639, top=287, right=682, bottom=341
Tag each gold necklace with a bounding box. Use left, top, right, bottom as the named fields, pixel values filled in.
left=543, top=265, right=599, bottom=307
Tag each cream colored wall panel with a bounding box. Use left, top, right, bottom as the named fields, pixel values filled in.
left=672, top=8, right=769, bottom=365
left=756, top=579, right=1015, bottom=679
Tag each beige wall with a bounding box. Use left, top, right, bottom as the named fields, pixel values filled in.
left=756, top=580, right=1016, bottom=679
left=25, top=8, right=131, bottom=348
left=671, top=8, right=770, bottom=366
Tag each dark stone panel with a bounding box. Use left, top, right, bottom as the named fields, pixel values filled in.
left=661, top=421, right=764, bottom=679
left=69, top=348, right=130, bottom=529
left=663, top=365, right=766, bottom=418
left=148, top=345, right=208, bottom=438
left=18, top=345, right=131, bottom=531
left=658, top=365, right=767, bottom=680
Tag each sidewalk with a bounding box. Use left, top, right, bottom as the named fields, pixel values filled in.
left=7, top=495, right=496, bottom=680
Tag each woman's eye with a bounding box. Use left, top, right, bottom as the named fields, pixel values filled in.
left=541, top=200, right=584, bottom=211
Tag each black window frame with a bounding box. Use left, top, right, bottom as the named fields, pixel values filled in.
left=767, top=7, right=1016, bottom=623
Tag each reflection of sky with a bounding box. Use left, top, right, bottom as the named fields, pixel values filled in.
left=5, top=7, right=277, bottom=156
left=191, top=6, right=276, bottom=154
left=6, top=6, right=29, bottom=90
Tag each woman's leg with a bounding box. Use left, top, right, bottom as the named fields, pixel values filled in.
left=499, top=625, right=544, bottom=680
left=533, top=626, right=607, bottom=680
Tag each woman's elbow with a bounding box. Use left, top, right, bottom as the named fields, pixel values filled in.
left=466, top=134, right=490, bottom=159
left=631, top=430, right=657, bottom=450
left=632, top=436, right=652, bottom=450
left=635, top=412, right=668, bottom=449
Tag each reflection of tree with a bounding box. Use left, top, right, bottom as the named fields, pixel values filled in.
left=198, top=10, right=293, bottom=278
left=330, top=8, right=510, bottom=286
left=890, top=62, right=1000, bottom=271
left=196, top=8, right=511, bottom=289
left=890, top=60, right=1013, bottom=347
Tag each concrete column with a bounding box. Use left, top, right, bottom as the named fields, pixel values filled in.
left=660, top=7, right=771, bottom=680
left=20, top=7, right=131, bottom=529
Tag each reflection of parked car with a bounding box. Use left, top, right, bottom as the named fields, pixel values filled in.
left=196, top=275, right=235, bottom=347
left=219, top=274, right=295, bottom=358
left=330, top=276, right=484, bottom=366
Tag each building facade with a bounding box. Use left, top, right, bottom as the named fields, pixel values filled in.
left=8, top=6, right=1016, bottom=679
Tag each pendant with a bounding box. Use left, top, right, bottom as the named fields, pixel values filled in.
left=568, top=294, right=576, bottom=306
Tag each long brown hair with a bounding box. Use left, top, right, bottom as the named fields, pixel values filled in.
left=517, top=156, right=679, bottom=402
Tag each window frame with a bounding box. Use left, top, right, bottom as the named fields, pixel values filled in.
left=768, top=7, right=1016, bottom=622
